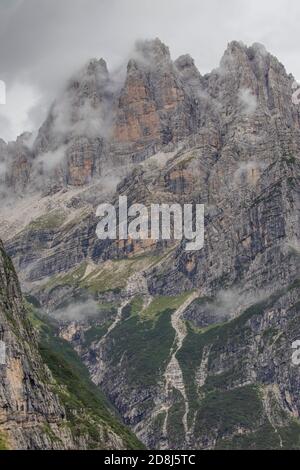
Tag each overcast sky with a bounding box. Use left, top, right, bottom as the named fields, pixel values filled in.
left=0, top=0, right=300, bottom=142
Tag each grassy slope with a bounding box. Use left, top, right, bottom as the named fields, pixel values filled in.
left=31, top=309, right=144, bottom=450
left=0, top=432, right=9, bottom=450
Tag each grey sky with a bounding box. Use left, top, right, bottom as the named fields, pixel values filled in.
left=0, top=0, right=300, bottom=141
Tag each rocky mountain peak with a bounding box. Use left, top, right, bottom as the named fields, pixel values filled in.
left=134, top=37, right=171, bottom=63
left=174, top=54, right=196, bottom=71
left=2, top=38, right=299, bottom=194
left=29, top=56, right=114, bottom=188
left=174, top=54, right=202, bottom=89
left=220, top=40, right=287, bottom=81
left=87, top=57, right=109, bottom=75
left=220, top=40, right=258, bottom=74
left=66, top=57, right=112, bottom=109
left=112, top=38, right=195, bottom=152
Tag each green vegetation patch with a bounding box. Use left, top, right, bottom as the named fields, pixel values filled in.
left=25, top=210, right=66, bottom=232
left=42, top=251, right=174, bottom=295
left=79, top=256, right=158, bottom=294
left=125, top=297, right=144, bottom=318
left=216, top=422, right=280, bottom=450
left=38, top=316, right=143, bottom=449
left=194, top=385, right=263, bottom=441
left=141, top=291, right=193, bottom=321
left=178, top=290, right=290, bottom=419
left=166, top=390, right=186, bottom=448
left=217, top=419, right=300, bottom=450
left=280, top=420, right=300, bottom=449
left=107, top=308, right=175, bottom=386
left=0, top=431, right=9, bottom=450
left=83, top=322, right=112, bottom=347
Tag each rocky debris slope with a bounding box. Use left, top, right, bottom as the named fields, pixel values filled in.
left=161, top=291, right=200, bottom=447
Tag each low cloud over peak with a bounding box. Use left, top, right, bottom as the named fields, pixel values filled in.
left=0, top=0, right=300, bottom=141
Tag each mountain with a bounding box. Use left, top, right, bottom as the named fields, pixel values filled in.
left=1, top=38, right=208, bottom=193
left=0, top=239, right=142, bottom=449
left=0, top=39, right=300, bottom=449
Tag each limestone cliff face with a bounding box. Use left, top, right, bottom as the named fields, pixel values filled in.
left=2, top=134, right=33, bottom=193
left=112, top=39, right=195, bottom=153
left=0, top=240, right=142, bottom=450
left=1, top=39, right=300, bottom=450
left=0, top=239, right=72, bottom=449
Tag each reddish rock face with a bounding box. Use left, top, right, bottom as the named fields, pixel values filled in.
left=113, top=39, right=190, bottom=151
left=113, top=64, right=161, bottom=145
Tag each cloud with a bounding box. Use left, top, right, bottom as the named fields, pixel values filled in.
left=0, top=81, right=39, bottom=142
left=49, top=69, right=114, bottom=142
left=238, top=88, right=257, bottom=115
left=197, top=286, right=270, bottom=323
left=0, top=114, right=12, bottom=141
left=51, top=298, right=101, bottom=322
left=0, top=161, right=6, bottom=179
left=35, top=146, right=68, bottom=172
left=0, top=0, right=300, bottom=141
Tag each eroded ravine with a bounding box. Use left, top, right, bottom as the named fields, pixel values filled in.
left=91, top=270, right=151, bottom=384
left=161, top=291, right=199, bottom=448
